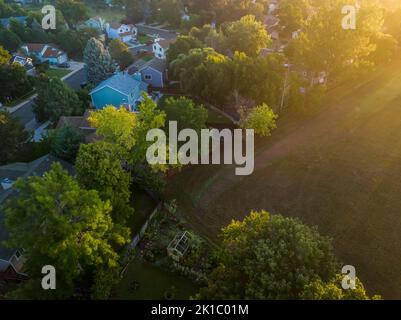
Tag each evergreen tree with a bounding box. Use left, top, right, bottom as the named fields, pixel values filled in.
left=83, top=37, right=116, bottom=85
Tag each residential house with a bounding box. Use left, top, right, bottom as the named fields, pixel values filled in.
left=152, top=38, right=176, bottom=60
left=106, top=22, right=137, bottom=43
left=10, top=53, right=35, bottom=75
left=129, top=58, right=167, bottom=89
left=0, top=16, right=27, bottom=29
left=79, top=16, right=106, bottom=32
left=0, top=155, right=74, bottom=284
left=21, top=43, right=68, bottom=65
left=56, top=110, right=98, bottom=143
left=90, top=72, right=149, bottom=111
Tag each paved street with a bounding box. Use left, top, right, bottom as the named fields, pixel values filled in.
left=136, top=24, right=178, bottom=40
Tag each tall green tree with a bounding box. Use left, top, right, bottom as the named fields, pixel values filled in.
left=222, top=14, right=270, bottom=57
left=0, top=110, right=29, bottom=165
left=56, top=0, right=88, bottom=27
left=277, top=0, right=310, bottom=37
left=75, top=142, right=134, bottom=226
left=198, top=210, right=339, bottom=299
left=88, top=105, right=137, bottom=154
left=301, top=274, right=381, bottom=300
left=157, top=0, right=182, bottom=27
left=231, top=51, right=284, bottom=107
left=57, top=28, right=99, bottom=59
left=126, top=0, right=145, bottom=23
left=33, top=77, right=83, bottom=122
left=50, top=125, right=84, bottom=163
left=0, top=28, right=21, bottom=52
left=84, top=37, right=116, bottom=85
left=130, top=93, right=166, bottom=166
left=290, top=0, right=395, bottom=83
left=239, top=103, right=277, bottom=137
left=163, top=96, right=208, bottom=132
left=167, top=35, right=203, bottom=65
left=0, top=63, right=33, bottom=104
left=170, top=47, right=233, bottom=105
left=109, top=39, right=134, bottom=69
left=5, top=163, right=125, bottom=299
left=0, top=45, right=10, bottom=64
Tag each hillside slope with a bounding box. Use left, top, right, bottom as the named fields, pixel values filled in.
left=167, top=58, right=401, bottom=298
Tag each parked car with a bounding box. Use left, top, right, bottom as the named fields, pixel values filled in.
left=57, top=62, right=70, bottom=68
left=146, top=39, right=154, bottom=45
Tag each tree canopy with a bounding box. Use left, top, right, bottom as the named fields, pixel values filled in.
left=76, top=141, right=134, bottom=226
left=163, top=96, right=208, bottom=132
left=5, top=163, right=124, bottom=299
left=198, top=210, right=339, bottom=299
left=0, top=110, right=29, bottom=165
left=109, top=39, right=134, bottom=70
left=239, top=103, right=278, bottom=137
left=222, top=15, right=270, bottom=57
left=84, top=37, right=116, bottom=85
left=33, top=77, right=83, bottom=123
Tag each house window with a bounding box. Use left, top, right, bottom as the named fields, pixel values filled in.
left=144, top=74, right=152, bottom=80
left=15, top=250, right=22, bottom=260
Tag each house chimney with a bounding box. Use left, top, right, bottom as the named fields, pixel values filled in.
left=133, top=71, right=142, bottom=82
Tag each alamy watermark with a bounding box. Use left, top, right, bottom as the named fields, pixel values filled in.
left=341, top=265, right=356, bottom=289
left=41, top=265, right=56, bottom=290
left=41, top=5, right=56, bottom=30
left=342, top=5, right=357, bottom=30
left=146, top=121, right=255, bottom=176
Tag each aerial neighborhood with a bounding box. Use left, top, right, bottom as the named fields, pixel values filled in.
left=0, top=0, right=401, bottom=303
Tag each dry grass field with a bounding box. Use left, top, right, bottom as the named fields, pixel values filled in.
left=166, top=58, right=401, bottom=299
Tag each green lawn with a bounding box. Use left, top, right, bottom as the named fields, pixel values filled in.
left=166, top=58, right=401, bottom=299
left=4, top=90, right=35, bottom=107
left=138, top=34, right=153, bottom=44
left=112, top=259, right=198, bottom=299
left=142, top=55, right=154, bottom=62
left=46, top=68, right=71, bottom=79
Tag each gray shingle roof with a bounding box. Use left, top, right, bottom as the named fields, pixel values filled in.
left=91, top=72, right=148, bottom=96
left=143, top=58, right=166, bottom=73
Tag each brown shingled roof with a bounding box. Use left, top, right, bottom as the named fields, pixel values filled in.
left=25, top=43, right=46, bottom=53
left=42, top=46, right=63, bottom=58
left=56, top=110, right=99, bottom=143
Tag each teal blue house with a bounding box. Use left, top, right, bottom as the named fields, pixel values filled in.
left=90, top=72, right=149, bottom=111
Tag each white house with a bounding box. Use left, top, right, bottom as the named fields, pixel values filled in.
left=106, top=22, right=137, bottom=43
left=21, top=43, right=68, bottom=65
left=152, top=38, right=176, bottom=60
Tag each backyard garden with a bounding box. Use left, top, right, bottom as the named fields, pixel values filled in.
left=112, top=202, right=213, bottom=300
